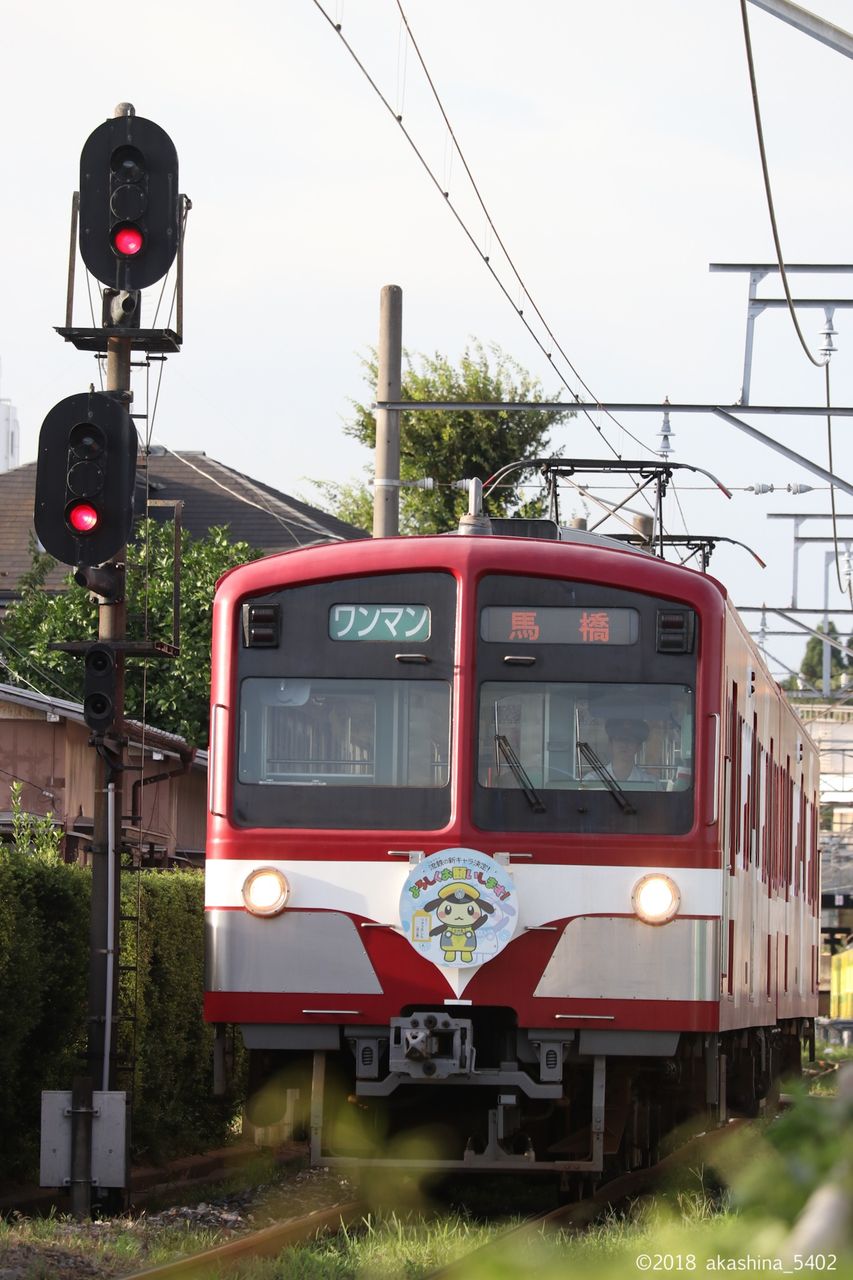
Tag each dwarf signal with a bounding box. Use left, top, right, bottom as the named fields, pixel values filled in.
left=83, top=643, right=118, bottom=734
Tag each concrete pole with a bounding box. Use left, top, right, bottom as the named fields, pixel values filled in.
left=78, top=102, right=135, bottom=1217
left=819, top=547, right=824, bottom=696
left=373, top=285, right=402, bottom=538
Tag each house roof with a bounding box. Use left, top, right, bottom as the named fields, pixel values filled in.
left=137, top=449, right=366, bottom=550
left=0, top=450, right=367, bottom=603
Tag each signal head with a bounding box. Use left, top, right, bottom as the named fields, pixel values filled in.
left=79, top=113, right=179, bottom=291
left=34, top=392, right=137, bottom=567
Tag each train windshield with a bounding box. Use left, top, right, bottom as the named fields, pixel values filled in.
left=476, top=681, right=694, bottom=833
left=236, top=677, right=451, bottom=828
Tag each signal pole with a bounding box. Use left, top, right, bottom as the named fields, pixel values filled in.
left=37, top=100, right=185, bottom=1219
left=83, top=106, right=134, bottom=1218
left=88, top=348, right=129, bottom=1075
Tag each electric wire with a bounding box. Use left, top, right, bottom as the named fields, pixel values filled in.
left=316, top=1, right=682, bottom=550
left=84, top=268, right=105, bottom=392
left=0, top=652, right=66, bottom=701
left=139, top=195, right=341, bottom=547
left=149, top=442, right=347, bottom=544
left=739, top=0, right=826, bottom=370
left=311, top=0, right=655, bottom=471
left=0, top=764, right=56, bottom=802
left=669, top=478, right=691, bottom=540
left=739, top=1, right=853, bottom=600
left=0, top=634, right=81, bottom=704
left=393, top=0, right=652, bottom=458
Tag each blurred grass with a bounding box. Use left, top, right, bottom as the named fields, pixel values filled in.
left=2, top=1056, right=850, bottom=1278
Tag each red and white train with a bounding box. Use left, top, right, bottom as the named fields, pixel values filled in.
left=204, top=520, right=819, bottom=1175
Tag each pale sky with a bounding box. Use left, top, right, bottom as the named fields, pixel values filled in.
left=2, top=0, right=853, bottom=675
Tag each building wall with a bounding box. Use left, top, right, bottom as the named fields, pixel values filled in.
left=0, top=698, right=206, bottom=862
left=0, top=400, right=20, bottom=474
left=0, top=703, right=67, bottom=817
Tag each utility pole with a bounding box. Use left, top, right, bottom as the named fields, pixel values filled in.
left=373, top=284, right=402, bottom=538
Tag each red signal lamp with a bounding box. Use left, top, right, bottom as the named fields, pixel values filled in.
left=67, top=502, right=100, bottom=534
left=112, top=224, right=144, bottom=257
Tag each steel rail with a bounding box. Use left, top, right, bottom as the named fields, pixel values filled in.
left=422, top=1120, right=751, bottom=1279
left=120, top=1198, right=366, bottom=1279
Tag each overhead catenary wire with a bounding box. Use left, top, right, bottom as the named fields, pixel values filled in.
left=740, top=1, right=853, bottom=602
left=739, top=0, right=827, bottom=370
left=393, top=0, right=652, bottom=459
left=311, top=0, right=658, bottom=470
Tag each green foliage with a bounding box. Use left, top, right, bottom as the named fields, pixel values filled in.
left=1, top=521, right=262, bottom=747
left=0, top=859, right=244, bottom=1179
left=0, top=846, right=89, bottom=1176
left=798, top=621, right=847, bottom=691
left=127, top=869, right=245, bottom=1162
left=310, top=341, right=572, bottom=534
left=732, top=1079, right=853, bottom=1225
left=9, top=780, right=62, bottom=862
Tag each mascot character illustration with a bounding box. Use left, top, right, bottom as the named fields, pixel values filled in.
left=423, top=882, right=495, bottom=963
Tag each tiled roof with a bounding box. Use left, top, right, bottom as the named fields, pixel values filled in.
left=0, top=451, right=367, bottom=603
left=137, top=450, right=367, bottom=550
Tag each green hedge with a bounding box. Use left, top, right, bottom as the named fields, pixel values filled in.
left=0, top=852, right=89, bottom=1178
left=0, top=857, right=244, bottom=1180
left=128, top=869, right=245, bottom=1162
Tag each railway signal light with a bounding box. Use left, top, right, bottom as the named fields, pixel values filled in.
left=34, top=391, right=137, bottom=568
left=83, top=643, right=118, bottom=734
left=79, top=111, right=179, bottom=292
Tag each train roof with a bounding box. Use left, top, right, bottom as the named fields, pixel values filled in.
left=215, top=527, right=729, bottom=614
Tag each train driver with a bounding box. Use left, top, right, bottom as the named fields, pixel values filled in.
left=601, top=717, right=656, bottom=784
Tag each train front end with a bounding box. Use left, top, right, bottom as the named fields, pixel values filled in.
left=204, top=532, right=813, bottom=1175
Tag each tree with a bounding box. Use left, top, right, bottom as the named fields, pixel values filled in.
left=799, top=621, right=847, bottom=691
left=311, top=341, right=574, bottom=534
left=0, top=522, right=262, bottom=748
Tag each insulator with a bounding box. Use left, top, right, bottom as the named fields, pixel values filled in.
left=820, top=310, right=838, bottom=359
left=657, top=400, right=674, bottom=458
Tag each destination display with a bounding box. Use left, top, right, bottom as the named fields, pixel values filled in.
left=329, top=603, right=431, bottom=642
left=480, top=606, right=639, bottom=645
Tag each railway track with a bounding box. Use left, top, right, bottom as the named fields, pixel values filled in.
left=116, top=1119, right=750, bottom=1280
left=120, top=1197, right=367, bottom=1279
left=421, top=1119, right=751, bottom=1280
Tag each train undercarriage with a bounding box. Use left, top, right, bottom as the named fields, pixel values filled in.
left=238, top=1009, right=812, bottom=1179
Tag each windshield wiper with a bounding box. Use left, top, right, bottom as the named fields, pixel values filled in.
left=576, top=741, right=636, bottom=815
left=495, top=734, right=546, bottom=813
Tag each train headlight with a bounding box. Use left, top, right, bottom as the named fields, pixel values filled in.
left=632, top=874, right=680, bottom=925
left=242, top=867, right=290, bottom=917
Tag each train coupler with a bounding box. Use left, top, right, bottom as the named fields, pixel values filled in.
left=389, top=1011, right=475, bottom=1079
